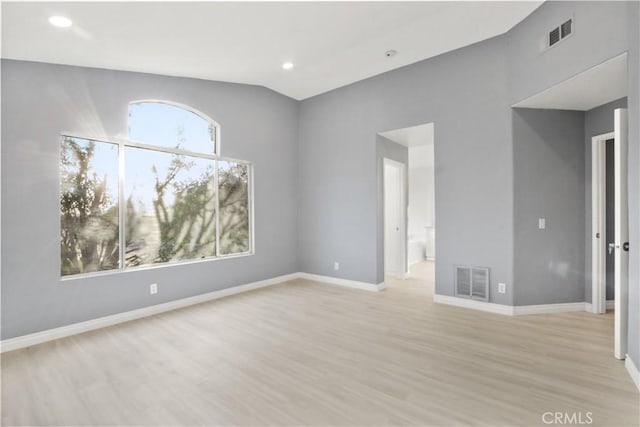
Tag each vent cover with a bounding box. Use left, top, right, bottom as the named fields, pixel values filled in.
left=560, top=19, right=573, bottom=38
left=547, top=18, right=573, bottom=48
left=455, top=266, right=489, bottom=301
left=549, top=27, right=561, bottom=47
left=456, top=267, right=471, bottom=297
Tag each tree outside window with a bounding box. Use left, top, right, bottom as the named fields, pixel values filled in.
left=60, top=102, right=252, bottom=277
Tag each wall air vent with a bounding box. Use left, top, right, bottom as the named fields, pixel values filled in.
left=547, top=18, right=573, bottom=49
left=455, top=266, right=489, bottom=301
left=549, top=27, right=561, bottom=47
left=560, top=19, right=573, bottom=38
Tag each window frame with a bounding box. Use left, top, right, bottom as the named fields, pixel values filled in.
left=59, top=102, right=254, bottom=281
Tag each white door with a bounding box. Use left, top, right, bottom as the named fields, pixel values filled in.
left=384, top=159, right=406, bottom=277
left=614, top=108, right=629, bottom=360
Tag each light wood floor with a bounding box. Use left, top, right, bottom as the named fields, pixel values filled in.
left=1, top=262, right=638, bottom=426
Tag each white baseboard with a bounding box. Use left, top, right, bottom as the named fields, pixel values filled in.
left=626, top=355, right=640, bottom=392
left=1, top=273, right=300, bottom=353
left=513, top=302, right=586, bottom=315
left=585, top=300, right=615, bottom=313
left=298, top=272, right=384, bottom=292
left=435, top=295, right=612, bottom=317
left=1, top=271, right=384, bottom=353
left=433, top=294, right=514, bottom=315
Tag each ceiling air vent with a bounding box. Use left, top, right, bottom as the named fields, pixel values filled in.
left=547, top=18, right=574, bottom=49
left=455, top=266, right=489, bottom=301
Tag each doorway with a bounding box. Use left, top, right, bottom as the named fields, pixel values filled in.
left=591, top=108, right=629, bottom=360
left=379, top=122, right=436, bottom=283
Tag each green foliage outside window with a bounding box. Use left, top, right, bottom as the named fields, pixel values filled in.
left=60, top=138, right=119, bottom=275
left=60, top=102, right=251, bottom=277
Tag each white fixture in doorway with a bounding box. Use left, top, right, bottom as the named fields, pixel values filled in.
left=591, top=108, right=629, bottom=360
left=383, top=158, right=407, bottom=278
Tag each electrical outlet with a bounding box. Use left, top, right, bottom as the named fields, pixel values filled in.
left=498, top=283, right=506, bottom=294
left=150, top=283, right=158, bottom=295
left=334, top=261, right=340, bottom=271
left=538, top=218, right=546, bottom=229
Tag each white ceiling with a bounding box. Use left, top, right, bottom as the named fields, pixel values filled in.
left=1, top=1, right=543, bottom=100
left=379, top=122, right=434, bottom=147
left=512, top=52, right=628, bottom=111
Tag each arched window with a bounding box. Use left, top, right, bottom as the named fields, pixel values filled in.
left=59, top=101, right=252, bottom=277
left=128, top=101, right=218, bottom=154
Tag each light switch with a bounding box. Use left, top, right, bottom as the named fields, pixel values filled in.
left=538, top=218, right=546, bottom=229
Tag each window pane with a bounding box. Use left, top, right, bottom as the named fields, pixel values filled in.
left=60, top=137, right=119, bottom=276
left=129, top=102, right=216, bottom=154
left=219, top=161, right=250, bottom=255
left=125, top=147, right=216, bottom=266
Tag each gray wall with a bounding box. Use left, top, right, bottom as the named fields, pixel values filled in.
left=297, top=34, right=514, bottom=304
left=513, top=97, right=628, bottom=307
left=507, top=1, right=630, bottom=106
left=1, top=60, right=299, bottom=339
left=512, top=109, right=585, bottom=306
left=583, top=97, right=628, bottom=303
left=376, top=136, right=408, bottom=282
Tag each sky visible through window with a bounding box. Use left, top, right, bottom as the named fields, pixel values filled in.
left=128, top=102, right=215, bottom=153
left=85, top=102, right=218, bottom=211
left=86, top=140, right=119, bottom=198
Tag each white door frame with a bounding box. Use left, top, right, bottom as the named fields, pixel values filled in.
left=613, top=108, right=629, bottom=360
left=591, top=132, right=613, bottom=314
left=383, top=158, right=408, bottom=278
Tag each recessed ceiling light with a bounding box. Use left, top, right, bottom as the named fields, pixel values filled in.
left=282, top=62, right=294, bottom=70
left=49, top=16, right=72, bottom=28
